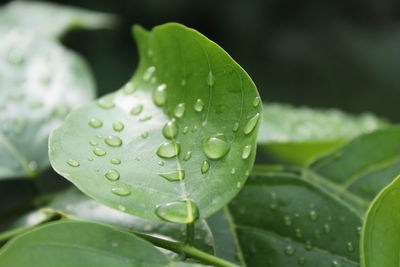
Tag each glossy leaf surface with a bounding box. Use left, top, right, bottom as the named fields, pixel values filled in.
left=49, top=23, right=261, bottom=221
left=361, top=175, right=400, bottom=267
left=258, top=103, right=386, bottom=166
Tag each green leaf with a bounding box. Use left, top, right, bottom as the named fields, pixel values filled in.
left=0, top=220, right=203, bottom=267
left=6, top=187, right=214, bottom=254
left=49, top=23, right=261, bottom=222
left=0, top=30, right=95, bottom=179
left=308, top=126, right=400, bottom=212
left=0, top=1, right=116, bottom=38
left=361, top=175, right=400, bottom=267
left=258, top=103, right=387, bottom=166
left=361, top=177, right=400, bottom=267
left=209, top=168, right=362, bottom=266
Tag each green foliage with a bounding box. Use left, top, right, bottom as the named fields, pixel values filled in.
left=49, top=23, right=261, bottom=222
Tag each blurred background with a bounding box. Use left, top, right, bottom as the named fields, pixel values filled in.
left=8, top=0, right=400, bottom=121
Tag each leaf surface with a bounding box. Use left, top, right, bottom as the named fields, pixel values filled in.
left=361, top=175, right=400, bottom=267
left=49, top=23, right=261, bottom=222
left=258, top=103, right=386, bottom=166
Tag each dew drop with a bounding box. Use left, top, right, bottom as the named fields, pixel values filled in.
left=314, top=230, right=321, bottom=239
left=162, top=120, right=178, bottom=139
left=122, top=82, right=136, bottom=94
left=174, top=103, right=185, bottom=118
left=143, top=66, right=155, bottom=81
left=156, top=142, right=180, bottom=158
left=356, top=226, right=362, bottom=235
left=324, top=224, right=331, bottom=233
left=244, top=113, right=260, bottom=135
left=305, top=241, right=313, bottom=250
left=155, top=200, right=199, bottom=224
left=67, top=159, right=80, bottom=167
left=194, top=99, right=204, bottom=112
left=331, top=260, right=343, bottom=267
left=298, top=257, right=306, bottom=265
left=158, top=169, right=185, bottom=182
left=207, top=71, right=215, bottom=86
left=183, top=126, right=189, bottom=134
left=118, top=205, right=126, bottom=212
left=105, top=169, right=120, bottom=181
left=104, top=135, right=123, bottom=147
left=284, top=245, right=295, bottom=255
left=202, top=135, right=230, bottom=160
left=201, top=160, right=210, bottom=174
left=232, top=122, right=240, bottom=132
left=253, top=96, right=261, bottom=107
left=88, top=118, right=103, bottom=128
left=111, top=158, right=121, bottom=165
left=346, top=242, right=354, bottom=252
left=153, top=84, right=167, bottom=106
left=112, top=121, right=124, bottom=132
left=242, top=145, right=252, bottom=159
left=158, top=161, right=165, bottom=166
left=130, top=104, right=143, bottom=115
left=236, top=182, right=241, bottom=188
left=96, top=98, right=115, bottom=109
left=284, top=215, right=292, bottom=226
left=89, top=139, right=98, bottom=146
left=181, top=79, right=186, bottom=86
left=309, top=210, right=318, bottom=221
left=93, top=148, right=106, bottom=156
left=87, top=157, right=94, bottom=161
left=141, top=132, right=149, bottom=138
left=231, top=168, right=236, bottom=174
left=139, top=116, right=152, bottom=122
left=183, top=151, right=192, bottom=161
left=111, top=185, right=131, bottom=196
left=295, top=228, right=302, bottom=238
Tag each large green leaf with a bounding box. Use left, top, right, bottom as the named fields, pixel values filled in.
left=258, top=103, right=386, bottom=166
left=307, top=126, right=400, bottom=212
left=5, top=187, right=214, bottom=254
left=0, top=1, right=116, bottom=38
left=49, top=23, right=261, bottom=222
left=0, top=220, right=203, bottom=267
left=361, top=175, right=400, bottom=267
left=208, top=168, right=362, bottom=266
left=0, top=30, right=95, bottom=178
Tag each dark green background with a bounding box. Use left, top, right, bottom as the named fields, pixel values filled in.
left=16, top=0, right=400, bottom=121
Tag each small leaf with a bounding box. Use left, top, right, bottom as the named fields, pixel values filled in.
left=258, top=103, right=387, bottom=166
left=49, top=23, right=261, bottom=221
left=0, top=220, right=202, bottom=266
left=0, top=30, right=95, bottom=178
left=208, top=168, right=362, bottom=266
left=361, top=175, right=400, bottom=267
left=0, top=1, right=116, bottom=38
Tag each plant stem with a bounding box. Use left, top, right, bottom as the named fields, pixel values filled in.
left=134, top=232, right=240, bottom=267
left=185, top=222, right=195, bottom=245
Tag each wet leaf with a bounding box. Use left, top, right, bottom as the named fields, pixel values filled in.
left=49, top=23, right=261, bottom=222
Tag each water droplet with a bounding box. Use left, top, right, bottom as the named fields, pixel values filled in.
left=232, top=122, right=240, bottom=132
left=158, top=161, right=165, bottom=166
left=242, top=145, right=252, bottom=159
left=93, top=148, right=106, bottom=156
left=231, top=168, right=236, bottom=174
left=201, top=160, right=210, bottom=174
left=89, top=139, right=98, bottom=146
left=156, top=142, right=180, bottom=158
left=104, top=136, right=123, bottom=147
left=141, top=132, right=149, bottom=138
left=87, top=157, right=94, bottom=161
left=298, top=257, right=306, bottom=265
left=111, top=185, right=131, bottom=196
left=88, top=119, right=103, bottom=128
left=111, top=158, right=121, bottom=165
left=356, top=226, right=362, bottom=235
left=207, top=71, right=215, bottom=86
left=284, top=245, right=295, bottom=255
left=331, top=260, right=343, bottom=267
left=112, top=121, right=124, bottom=132
left=191, top=125, right=198, bottom=133
left=183, top=151, right=192, bottom=161
left=67, top=159, right=80, bottom=167
left=174, top=103, right=185, bottom=118
left=305, top=241, right=313, bottom=250
left=183, top=126, right=189, bottom=134
left=162, top=120, right=178, bottom=139
left=314, top=230, right=321, bottom=239
left=295, top=228, right=302, bottom=238
left=158, top=169, right=185, bottom=182
left=144, top=66, right=155, bottom=81
left=324, top=224, right=331, bottom=233
left=284, top=215, right=292, bottom=226
left=155, top=200, right=199, bottom=224
left=309, top=210, right=318, bottom=221
left=253, top=96, right=261, bottom=107
left=346, top=242, right=354, bottom=252
left=105, top=169, right=120, bottom=181
left=236, top=181, right=242, bottom=188
left=96, top=98, right=115, bottom=109
left=153, top=84, right=167, bottom=106
left=202, top=135, right=230, bottom=160
left=244, top=113, right=260, bottom=135
left=130, top=104, right=143, bottom=115
left=122, top=82, right=136, bottom=94
left=194, top=99, right=204, bottom=112
left=139, top=115, right=152, bottom=122
left=118, top=205, right=126, bottom=212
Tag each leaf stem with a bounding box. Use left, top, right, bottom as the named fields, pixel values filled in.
left=134, top=232, right=240, bottom=267
left=185, top=222, right=195, bottom=245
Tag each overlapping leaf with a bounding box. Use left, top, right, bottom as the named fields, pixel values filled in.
left=49, top=23, right=262, bottom=222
